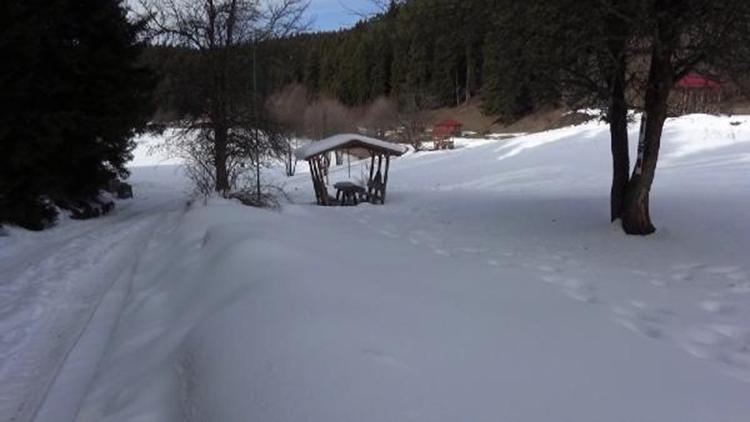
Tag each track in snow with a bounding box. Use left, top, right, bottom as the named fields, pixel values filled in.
left=0, top=183, right=186, bottom=422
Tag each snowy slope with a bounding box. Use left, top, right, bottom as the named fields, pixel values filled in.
left=1, top=114, right=749, bottom=421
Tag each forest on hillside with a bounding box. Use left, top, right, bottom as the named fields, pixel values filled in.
left=147, top=0, right=750, bottom=126
left=145, top=0, right=557, bottom=123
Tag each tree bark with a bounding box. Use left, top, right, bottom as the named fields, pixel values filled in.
left=608, top=55, right=630, bottom=222
left=214, top=125, right=230, bottom=192
left=255, top=150, right=261, bottom=200
left=465, top=44, right=472, bottom=103
left=622, top=30, right=674, bottom=235
left=602, top=9, right=631, bottom=222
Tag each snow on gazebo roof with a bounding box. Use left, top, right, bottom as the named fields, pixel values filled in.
left=294, top=133, right=407, bottom=161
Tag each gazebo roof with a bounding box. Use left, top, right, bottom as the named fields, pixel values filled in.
left=295, top=134, right=407, bottom=161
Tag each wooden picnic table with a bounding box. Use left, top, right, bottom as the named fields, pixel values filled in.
left=334, top=181, right=366, bottom=206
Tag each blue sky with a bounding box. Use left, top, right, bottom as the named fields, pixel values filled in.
left=307, top=0, right=380, bottom=31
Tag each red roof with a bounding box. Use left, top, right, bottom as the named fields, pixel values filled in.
left=676, top=72, right=721, bottom=89
left=434, top=119, right=462, bottom=128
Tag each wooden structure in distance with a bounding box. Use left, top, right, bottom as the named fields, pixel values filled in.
left=295, top=134, right=407, bottom=206
left=432, top=119, right=462, bottom=150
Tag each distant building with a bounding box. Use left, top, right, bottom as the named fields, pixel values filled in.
left=432, top=119, right=462, bottom=150
left=672, top=72, right=724, bottom=115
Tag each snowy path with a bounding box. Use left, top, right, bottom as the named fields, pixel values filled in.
left=0, top=168, right=186, bottom=422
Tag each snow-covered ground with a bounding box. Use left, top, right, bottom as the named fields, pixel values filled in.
left=1, top=114, right=749, bottom=421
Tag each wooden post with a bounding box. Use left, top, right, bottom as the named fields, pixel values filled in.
left=368, top=152, right=376, bottom=199
left=308, top=160, right=320, bottom=204
left=316, top=157, right=329, bottom=206
left=383, top=154, right=391, bottom=204
left=310, top=156, right=328, bottom=206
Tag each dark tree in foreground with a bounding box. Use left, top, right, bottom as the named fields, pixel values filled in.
left=490, top=0, right=636, bottom=223
left=0, top=0, right=154, bottom=230
left=621, top=0, right=750, bottom=234
left=493, top=0, right=750, bottom=235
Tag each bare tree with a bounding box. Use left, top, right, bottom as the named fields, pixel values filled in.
left=498, top=0, right=750, bottom=235
left=361, top=96, right=398, bottom=138
left=275, top=132, right=302, bottom=177
left=266, top=84, right=308, bottom=176
left=621, top=0, right=750, bottom=234
left=393, top=94, right=426, bottom=151
left=138, top=0, right=309, bottom=194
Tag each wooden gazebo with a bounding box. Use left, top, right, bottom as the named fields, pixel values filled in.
left=295, top=134, right=407, bottom=206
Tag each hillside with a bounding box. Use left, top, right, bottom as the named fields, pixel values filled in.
left=424, top=99, right=598, bottom=134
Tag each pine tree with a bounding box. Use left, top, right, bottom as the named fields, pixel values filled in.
left=0, top=0, right=155, bottom=230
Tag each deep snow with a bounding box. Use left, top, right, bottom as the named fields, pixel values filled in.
left=1, top=114, right=749, bottom=421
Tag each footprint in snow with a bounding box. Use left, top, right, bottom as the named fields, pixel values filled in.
left=704, top=265, right=742, bottom=276
left=432, top=248, right=451, bottom=257
left=540, top=275, right=597, bottom=303
left=682, top=324, right=750, bottom=377
left=537, top=265, right=559, bottom=274
left=378, top=229, right=399, bottom=238
left=649, top=278, right=667, bottom=287
left=545, top=254, right=567, bottom=262
left=699, top=300, right=737, bottom=316
left=363, top=348, right=408, bottom=369
left=728, top=282, right=750, bottom=294
left=672, top=262, right=705, bottom=271
left=725, top=271, right=749, bottom=282
left=458, top=247, right=486, bottom=254
left=671, top=272, right=693, bottom=282
left=562, top=279, right=597, bottom=303
left=612, top=301, right=672, bottom=339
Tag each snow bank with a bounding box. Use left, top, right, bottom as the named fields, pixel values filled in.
left=2, top=113, right=749, bottom=422
left=76, top=199, right=750, bottom=422
left=130, top=130, right=184, bottom=167
left=81, top=115, right=750, bottom=421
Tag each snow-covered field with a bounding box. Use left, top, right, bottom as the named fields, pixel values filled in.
left=1, top=114, right=749, bottom=421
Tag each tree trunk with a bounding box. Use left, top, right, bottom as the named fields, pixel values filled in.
left=465, top=45, right=472, bottom=103
left=608, top=54, right=630, bottom=222
left=214, top=125, right=230, bottom=193
left=255, top=152, right=261, bottom=201
left=622, top=35, right=674, bottom=235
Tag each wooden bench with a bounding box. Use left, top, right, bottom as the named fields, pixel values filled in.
left=334, top=182, right=366, bottom=206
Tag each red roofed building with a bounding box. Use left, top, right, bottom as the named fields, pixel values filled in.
left=676, top=72, right=721, bottom=89
left=432, top=119, right=462, bottom=150
left=673, top=72, right=725, bottom=115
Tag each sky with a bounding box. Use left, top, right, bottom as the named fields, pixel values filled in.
left=307, top=0, right=380, bottom=31
left=126, top=0, right=378, bottom=33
